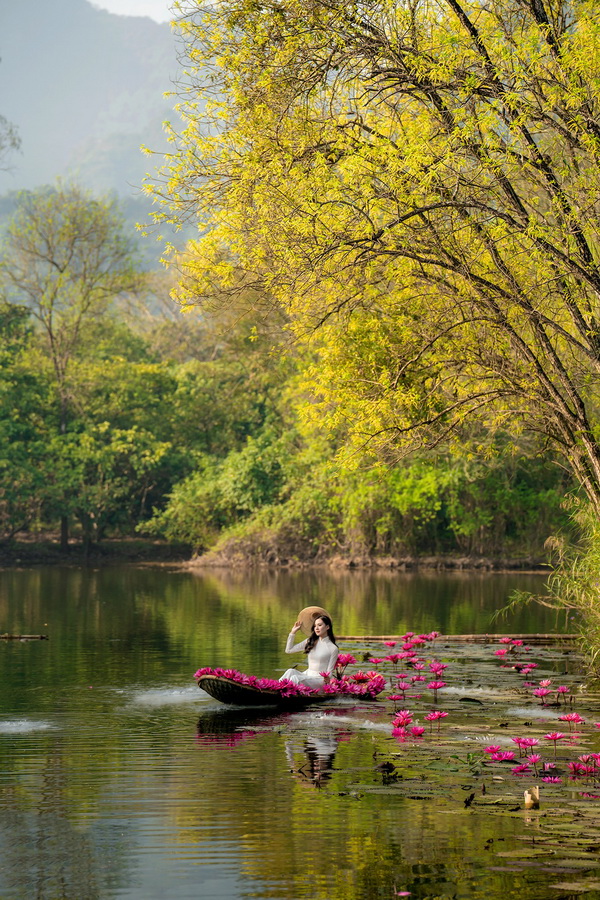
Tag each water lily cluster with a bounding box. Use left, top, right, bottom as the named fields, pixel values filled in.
left=481, top=727, right=600, bottom=786
left=494, top=638, right=573, bottom=707
left=354, top=631, right=452, bottom=742
left=194, top=666, right=386, bottom=699
left=378, top=631, right=600, bottom=797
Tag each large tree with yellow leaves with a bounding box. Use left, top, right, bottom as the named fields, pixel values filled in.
left=152, top=0, right=600, bottom=510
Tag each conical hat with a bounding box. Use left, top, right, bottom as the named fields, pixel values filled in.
left=297, top=606, right=331, bottom=636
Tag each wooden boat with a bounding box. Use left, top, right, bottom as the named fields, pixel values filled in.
left=197, top=673, right=337, bottom=709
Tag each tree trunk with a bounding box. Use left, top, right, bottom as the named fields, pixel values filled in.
left=60, top=515, right=69, bottom=552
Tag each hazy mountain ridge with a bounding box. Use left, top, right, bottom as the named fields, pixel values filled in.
left=0, top=0, right=180, bottom=196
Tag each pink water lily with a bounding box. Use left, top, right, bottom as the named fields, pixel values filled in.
left=386, top=653, right=402, bottom=665
left=394, top=681, right=413, bottom=698
left=427, top=680, right=447, bottom=702
left=533, top=688, right=552, bottom=704
left=559, top=712, right=585, bottom=731
left=388, top=694, right=405, bottom=709
left=410, top=726, right=426, bottom=738
left=544, top=732, right=566, bottom=760
left=429, top=661, right=449, bottom=674
left=335, top=653, right=357, bottom=672
left=491, top=751, right=516, bottom=762
left=425, top=709, right=448, bottom=735
left=393, top=710, right=413, bottom=728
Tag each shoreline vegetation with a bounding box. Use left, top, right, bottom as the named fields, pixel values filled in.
left=0, top=535, right=550, bottom=572
left=0, top=194, right=575, bottom=579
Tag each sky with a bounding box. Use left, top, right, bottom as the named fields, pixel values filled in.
left=88, top=0, right=174, bottom=22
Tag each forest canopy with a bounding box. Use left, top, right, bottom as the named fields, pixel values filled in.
left=147, top=0, right=600, bottom=521
left=4, top=0, right=599, bottom=564
left=0, top=183, right=571, bottom=560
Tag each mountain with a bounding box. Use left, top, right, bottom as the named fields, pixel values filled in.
left=0, top=0, right=179, bottom=197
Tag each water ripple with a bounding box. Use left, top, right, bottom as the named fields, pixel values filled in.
left=125, top=686, right=202, bottom=707
left=0, top=718, right=55, bottom=733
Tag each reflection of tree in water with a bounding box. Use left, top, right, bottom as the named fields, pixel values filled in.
left=0, top=744, right=131, bottom=899
left=285, top=733, right=339, bottom=789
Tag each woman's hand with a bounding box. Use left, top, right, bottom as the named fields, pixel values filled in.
left=290, top=620, right=302, bottom=634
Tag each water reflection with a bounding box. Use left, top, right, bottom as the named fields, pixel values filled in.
left=285, top=733, right=339, bottom=788
left=196, top=705, right=345, bottom=788
left=195, top=708, right=264, bottom=748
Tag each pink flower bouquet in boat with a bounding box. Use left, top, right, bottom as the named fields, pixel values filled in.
left=195, top=666, right=385, bottom=708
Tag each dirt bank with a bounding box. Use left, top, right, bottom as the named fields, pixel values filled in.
left=187, top=548, right=550, bottom=572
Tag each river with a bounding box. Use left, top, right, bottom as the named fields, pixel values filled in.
left=0, top=565, right=583, bottom=900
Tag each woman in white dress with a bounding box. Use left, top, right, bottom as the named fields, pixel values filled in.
left=280, top=615, right=339, bottom=689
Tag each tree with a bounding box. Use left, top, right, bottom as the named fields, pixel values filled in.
left=151, top=0, right=600, bottom=512
left=0, top=303, right=50, bottom=541
left=0, top=183, right=141, bottom=546
left=56, top=424, right=174, bottom=551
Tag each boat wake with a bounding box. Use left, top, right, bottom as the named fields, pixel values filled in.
left=292, top=711, right=390, bottom=733
left=0, top=719, right=55, bottom=733
left=126, top=686, right=200, bottom=707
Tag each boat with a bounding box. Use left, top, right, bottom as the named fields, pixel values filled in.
left=196, top=673, right=337, bottom=709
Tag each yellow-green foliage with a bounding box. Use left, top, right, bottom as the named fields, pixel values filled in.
left=152, top=0, right=600, bottom=511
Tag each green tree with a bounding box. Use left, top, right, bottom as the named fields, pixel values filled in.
left=145, top=429, right=293, bottom=551
left=0, top=303, right=50, bottom=540
left=56, top=424, right=174, bottom=550
left=0, top=183, right=141, bottom=546
left=152, top=0, right=600, bottom=511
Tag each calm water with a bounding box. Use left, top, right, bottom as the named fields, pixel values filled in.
left=0, top=566, right=577, bottom=900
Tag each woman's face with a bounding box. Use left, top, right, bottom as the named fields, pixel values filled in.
left=313, top=617, right=329, bottom=638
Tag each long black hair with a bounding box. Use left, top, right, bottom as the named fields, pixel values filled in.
left=304, top=614, right=337, bottom=653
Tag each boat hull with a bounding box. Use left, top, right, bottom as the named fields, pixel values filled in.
left=197, top=674, right=335, bottom=709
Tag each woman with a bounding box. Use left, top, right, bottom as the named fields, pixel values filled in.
left=279, top=614, right=339, bottom=689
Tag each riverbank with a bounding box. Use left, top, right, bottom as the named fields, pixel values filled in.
left=188, top=547, right=550, bottom=572
left=0, top=537, right=192, bottom=567
left=0, top=535, right=551, bottom=572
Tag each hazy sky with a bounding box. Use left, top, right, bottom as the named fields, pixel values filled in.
left=88, top=0, right=174, bottom=22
